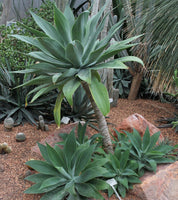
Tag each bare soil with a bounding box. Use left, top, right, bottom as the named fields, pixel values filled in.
left=0, top=99, right=177, bottom=200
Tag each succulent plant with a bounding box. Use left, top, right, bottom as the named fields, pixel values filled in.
left=0, top=142, right=12, bottom=154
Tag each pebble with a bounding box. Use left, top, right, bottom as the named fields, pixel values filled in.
left=16, top=132, right=26, bottom=142
left=0, top=164, right=5, bottom=172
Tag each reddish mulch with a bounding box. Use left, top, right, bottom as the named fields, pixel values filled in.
left=0, top=99, right=177, bottom=200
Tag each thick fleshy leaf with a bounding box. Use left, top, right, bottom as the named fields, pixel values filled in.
left=37, top=37, right=68, bottom=63
left=24, top=173, right=52, bottom=183
left=25, top=160, right=59, bottom=175
left=37, top=143, right=51, bottom=164
left=54, top=5, right=71, bottom=44
left=52, top=73, right=62, bottom=84
left=72, top=11, right=89, bottom=42
left=147, top=159, right=157, bottom=172
left=75, top=167, right=108, bottom=183
left=142, top=127, right=151, bottom=152
left=63, top=79, right=81, bottom=105
left=30, top=11, right=63, bottom=44
left=118, top=177, right=128, bottom=189
left=89, top=73, right=110, bottom=116
left=30, top=84, right=59, bottom=103
left=120, top=150, right=130, bottom=170
left=24, top=183, right=43, bottom=194
left=97, top=43, right=137, bottom=63
left=118, top=56, right=144, bottom=66
left=66, top=41, right=84, bottom=66
left=76, top=183, right=104, bottom=199
left=91, top=59, right=128, bottom=70
left=64, top=4, right=75, bottom=27
left=73, top=144, right=96, bottom=175
left=148, top=131, right=160, bottom=151
left=28, top=51, right=71, bottom=67
left=63, top=131, right=77, bottom=168
left=84, top=44, right=107, bottom=66
left=40, top=187, right=66, bottom=200
left=77, top=69, right=91, bottom=84
left=40, top=176, right=67, bottom=190
left=54, top=92, right=64, bottom=127
left=46, top=143, right=64, bottom=168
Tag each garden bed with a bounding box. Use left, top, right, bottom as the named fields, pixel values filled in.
left=0, top=99, right=177, bottom=200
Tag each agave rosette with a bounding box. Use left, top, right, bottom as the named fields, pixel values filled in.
left=11, top=3, right=143, bottom=126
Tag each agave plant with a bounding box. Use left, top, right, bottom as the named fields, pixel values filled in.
left=11, top=2, right=143, bottom=152
left=125, top=128, right=176, bottom=176
left=105, top=148, right=141, bottom=198
left=61, top=85, right=95, bottom=122
left=25, top=131, right=109, bottom=199
left=0, top=63, right=56, bottom=125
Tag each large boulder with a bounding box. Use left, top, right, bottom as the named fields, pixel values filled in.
left=114, top=113, right=164, bottom=141
left=127, top=161, right=178, bottom=200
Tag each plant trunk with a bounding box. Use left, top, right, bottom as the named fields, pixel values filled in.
left=82, top=82, right=114, bottom=154
left=128, top=71, right=143, bottom=100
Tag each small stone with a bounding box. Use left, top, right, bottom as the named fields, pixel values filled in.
left=44, top=124, right=49, bottom=131
left=39, top=119, right=45, bottom=130
left=16, top=132, right=26, bottom=142
left=0, top=164, right=5, bottom=172
left=39, top=115, right=44, bottom=121
left=4, top=117, right=14, bottom=131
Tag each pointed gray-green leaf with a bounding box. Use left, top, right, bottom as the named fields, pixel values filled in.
left=118, top=56, right=144, bottom=66
left=37, top=37, right=68, bottom=63
left=91, top=59, right=128, bottom=70
left=142, top=127, right=151, bottom=152
left=30, top=10, right=63, bottom=44
left=40, top=177, right=67, bottom=190
left=54, top=5, right=72, bottom=44
left=77, top=69, right=91, bottom=84
left=52, top=73, right=62, bottom=84
left=28, top=51, right=72, bottom=67
left=30, top=84, right=58, bottom=103
left=64, top=4, right=75, bottom=27
left=25, top=160, right=59, bottom=176
left=63, top=79, right=81, bottom=106
left=72, top=11, right=89, bottom=42
left=66, top=41, right=84, bottom=66
left=54, top=92, right=64, bottom=128
left=89, top=74, right=110, bottom=116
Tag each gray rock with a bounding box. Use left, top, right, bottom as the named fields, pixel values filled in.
left=0, top=164, right=5, bottom=172
left=44, top=124, right=49, bottom=131
left=4, top=117, right=14, bottom=131
left=16, top=132, right=26, bottom=142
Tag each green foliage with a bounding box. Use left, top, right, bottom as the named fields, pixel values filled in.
left=61, top=85, right=95, bottom=122
left=0, top=63, right=56, bottom=125
left=0, top=1, right=54, bottom=70
left=58, top=122, right=103, bottom=147
left=11, top=2, right=143, bottom=127
left=113, top=69, right=131, bottom=98
left=25, top=131, right=109, bottom=199
left=105, top=148, right=141, bottom=198
left=115, top=128, right=176, bottom=176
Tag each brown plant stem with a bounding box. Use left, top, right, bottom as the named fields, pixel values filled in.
left=82, top=82, right=114, bottom=154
